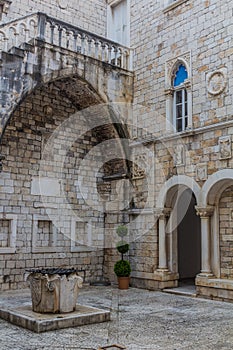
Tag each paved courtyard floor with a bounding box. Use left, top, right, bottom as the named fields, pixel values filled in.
left=0, top=285, right=233, bottom=350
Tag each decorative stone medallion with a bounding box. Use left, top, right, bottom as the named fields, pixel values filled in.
left=207, top=69, right=227, bottom=95
left=219, top=136, right=232, bottom=160
left=196, top=163, right=207, bottom=181
left=56, top=0, right=68, bottom=9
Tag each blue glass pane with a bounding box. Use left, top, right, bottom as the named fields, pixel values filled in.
left=174, top=65, right=188, bottom=87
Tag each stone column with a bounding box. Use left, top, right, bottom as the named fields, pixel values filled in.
left=156, top=208, right=171, bottom=271
left=196, top=206, right=214, bottom=276
left=165, top=88, right=174, bottom=132
left=184, top=80, right=192, bottom=130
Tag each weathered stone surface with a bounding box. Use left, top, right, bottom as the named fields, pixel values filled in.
left=0, top=286, right=233, bottom=347
left=0, top=303, right=110, bottom=333
left=27, top=272, right=83, bottom=313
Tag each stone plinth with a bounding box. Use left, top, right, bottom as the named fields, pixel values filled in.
left=0, top=303, right=110, bottom=333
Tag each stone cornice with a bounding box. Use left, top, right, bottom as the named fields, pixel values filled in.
left=130, top=119, right=233, bottom=147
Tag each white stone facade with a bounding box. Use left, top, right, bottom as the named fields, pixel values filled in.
left=0, top=0, right=233, bottom=302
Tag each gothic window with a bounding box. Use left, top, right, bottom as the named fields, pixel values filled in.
left=165, top=55, right=192, bottom=133
left=173, top=64, right=188, bottom=132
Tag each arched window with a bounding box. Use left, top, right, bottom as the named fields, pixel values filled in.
left=165, top=56, right=192, bottom=133
left=173, top=64, right=188, bottom=132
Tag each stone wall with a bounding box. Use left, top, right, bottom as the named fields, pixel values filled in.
left=219, top=185, right=233, bottom=279
left=124, top=0, right=233, bottom=286
left=0, top=80, right=106, bottom=290
left=2, top=0, right=107, bottom=36
left=1, top=0, right=233, bottom=293
left=131, top=0, right=233, bottom=135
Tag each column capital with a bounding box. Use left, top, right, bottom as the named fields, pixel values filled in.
left=155, top=207, right=171, bottom=218
left=195, top=206, right=214, bottom=218
left=184, top=79, right=192, bottom=90
left=164, top=87, right=174, bottom=96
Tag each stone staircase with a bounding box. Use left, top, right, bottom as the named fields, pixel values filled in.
left=0, top=12, right=132, bottom=138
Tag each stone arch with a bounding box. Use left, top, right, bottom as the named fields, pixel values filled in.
left=200, top=169, right=233, bottom=206
left=198, top=169, right=233, bottom=279
left=0, top=68, right=130, bottom=141
left=169, top=58, right=190, bottom=85
left=0, top=44, right=133, bottom=141
left=0, top=70, right=131, bottom=288
left=1, top=73, right=131, bottom=173
left=155, top=175, right=201, bottom=287
left=167, top=56, right=191, bottom=86
left=156, top=175, right=201, bottom=209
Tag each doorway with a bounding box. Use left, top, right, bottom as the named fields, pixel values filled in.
left=177, top=189, right=201, bottom=285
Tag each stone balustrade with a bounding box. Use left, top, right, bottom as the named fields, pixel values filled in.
left=0, top=12, right=132, bottom=70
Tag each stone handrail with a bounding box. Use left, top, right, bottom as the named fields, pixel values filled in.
left=0, top=12, right=132, bottom=70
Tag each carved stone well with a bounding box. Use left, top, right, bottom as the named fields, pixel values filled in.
left=27, top=268, right=83, bottom=313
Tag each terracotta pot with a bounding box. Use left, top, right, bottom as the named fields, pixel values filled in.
left=118, top=276, right=130, bottom=290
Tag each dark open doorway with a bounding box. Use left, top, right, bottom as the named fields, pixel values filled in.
left=177, top=189, right=201, bottom=285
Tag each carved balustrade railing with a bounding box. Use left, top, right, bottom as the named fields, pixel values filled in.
left=0, top=12, right=132, bottom=70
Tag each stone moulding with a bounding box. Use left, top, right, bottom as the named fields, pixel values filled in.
left=27, top=271, right=83, bottom=313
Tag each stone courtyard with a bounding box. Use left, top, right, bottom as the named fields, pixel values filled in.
left=0, top=286, right=233, bottom=350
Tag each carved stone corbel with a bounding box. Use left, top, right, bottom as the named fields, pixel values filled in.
left=0, top=0, right=12, bottom=15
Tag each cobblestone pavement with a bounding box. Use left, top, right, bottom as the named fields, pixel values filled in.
left=0, top=286, right=233, bottom=350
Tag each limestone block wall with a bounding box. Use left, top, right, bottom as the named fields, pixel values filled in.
left=2, top=0, right=107, bottom=36
left=0, top=82, right=106, bottom=290
left=219, top=185, right=233, bottom=279
left=126, top=0, right=233, bottom=285
left=129, top=0, right=233, bottom=187
left=130, top=0, right=233, bottom=135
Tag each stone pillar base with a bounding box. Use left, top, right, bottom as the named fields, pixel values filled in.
left=196, top=273, right=214, bottom=282
left=195, top=275, right=233, bottom=302
left=153, top=270, right=179, bottom=289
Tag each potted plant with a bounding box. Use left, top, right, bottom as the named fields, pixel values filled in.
left=114, top=225, right=131, bottom=290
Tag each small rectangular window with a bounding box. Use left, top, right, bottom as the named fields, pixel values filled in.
left=107, top=0, right=130, bottom=46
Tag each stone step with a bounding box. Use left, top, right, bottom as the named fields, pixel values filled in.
left=163, top=286, right=197, bottom=298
